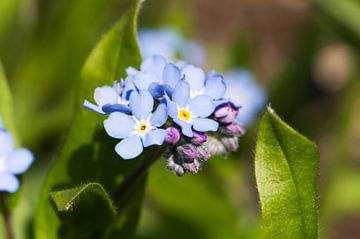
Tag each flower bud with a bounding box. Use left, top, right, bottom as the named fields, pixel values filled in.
left=196, top=146, right=210, bottom=161
left=221, top=122, right=245, bottom=137
left=221, top=136, right=239, bottom=152
left=165, top=127, right=181, bottom=144
left=177, top=144, right=197, bottom=160
left=204, top=136, right=228, bottom=156
left=214, top=102, right=239, bottom=124
left=191, top=131, right=207, bottom=145
left=166, top=155, right=185, bottom=176
left=183, top=159, right=201, bottom=174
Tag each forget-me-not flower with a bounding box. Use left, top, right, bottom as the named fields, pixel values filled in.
left=0, top=119, right=34, bottom=193
left=104, top=90, right=168, bottom=159
left=223, top=69, right=267, bottom=126
left=84, top=80, right=134, bottom=114
left=126, top=55, right=182, bottom=98
left=166, top=80, right=219, bottom=137
left=181, top=65, right=226, bottom=100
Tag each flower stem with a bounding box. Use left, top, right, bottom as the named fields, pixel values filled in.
left=0, top=194, right=15, bottom=239
left=111, top=147, right=164, bottom=203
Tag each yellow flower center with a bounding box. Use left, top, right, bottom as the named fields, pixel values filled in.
left=178, top=109, right=191, bottom=121
left=135, top=121, right=151, bottom=136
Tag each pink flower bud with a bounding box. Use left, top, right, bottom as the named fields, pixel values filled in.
left=165, top=127, right=181, bottom=144
left=214, top=102, right=239, bottom=124
left=191, top=131, right=207, bottom=145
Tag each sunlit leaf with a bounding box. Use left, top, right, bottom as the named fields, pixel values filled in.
left=34, top=0, right=147, bottom=238
left=255, top=107, right=319, bottom=238
left=49, top=183, right=116, bottom=238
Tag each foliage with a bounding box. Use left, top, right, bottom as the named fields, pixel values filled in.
left=255, top=107, right=319, bottom=238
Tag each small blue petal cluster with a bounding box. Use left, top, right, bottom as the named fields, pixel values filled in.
left=84, top=55, right=245, bottom=175
left=0, top=118, right=34, bottom=193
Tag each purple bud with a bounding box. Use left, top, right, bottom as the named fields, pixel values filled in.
left=165, top=127, right=181, bottom=144
left=183, top=159, right=201, bottom=174
left=221, top=122, right=246, bottom=136
left=197, top=146, right=210, bottom=161
left=191, top=131, right=207, bottom=145
left=221, top=136, right=239, bottom=152
left=177, top=144, right=197, bottom=160
left=214, top=102, right=239, bottom=124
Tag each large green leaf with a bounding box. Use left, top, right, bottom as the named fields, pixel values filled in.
left=0, top=60, right=16, bottom=136
left=49, top=183, right=116, bottom=238
left=34, top=0, right=147, bottom=238
left=255, top=107, right=319, bottom=238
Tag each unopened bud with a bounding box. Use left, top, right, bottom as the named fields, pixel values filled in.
left=221, top=136, right=239, bottom=152
left=165, top=127, right=181, bottom=144
left=221, top=122, right=245, bottom=136
left=191, top=131, right=207, bottom=145
left=214, top=102, right=239, bottom=124
left=177, top=144, right=197, bottom=160
left=197, top=146, right=210, bottom=161
left=166, top=155, right=185, bottom=176
left=183, top=159, right=201, bottom=174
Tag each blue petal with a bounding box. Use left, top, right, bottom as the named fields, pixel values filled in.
left=143, top=129, right=166, bottom=147
left=129, top=90, right=154, bottom=120
left=188, top=95, right=215, bottom=117
left=148, top=82, right=165, bottom=98
left=0, top=131, right=15, bottom=155
left=140, top=55, right=166, bottom=79
left=104, top=112, right=135, bottom=139
left=172, top=81, right=190, bottom=107
left=102, top=104, right=131, bottom=114
left=192, top=118, right=219, bottom=132
left=165, top=94, right=178, bottom=119
left=174, top=118, right=193, bottom=137
left=163, top=84, right=174, bottom=97
left=6, top=148, right=34, bottom=174
left=181, top=65, right=205, bottom=91
left=115, top=135, right=143, bottom=160
left=162, top=63, right=180, bottom=87
left=94, top=86, right=119, bottom=106
left=122, top=76, right=136, bottom=100
left=151, top=102, right=168, bottom=127
left=204, top=74, right=226, bottom=100
left=83, top=100, right=105, bottom=114
left=0, top=173, right=19, bottom=193
left=133, top=72, right=159, bottom=91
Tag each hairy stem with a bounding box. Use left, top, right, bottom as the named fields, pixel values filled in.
left=0, top=194, right=15, bottom=239
left=111, top=147, right=164, bottom=203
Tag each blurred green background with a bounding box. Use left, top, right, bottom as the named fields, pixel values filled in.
left=1, top=0, right=360, bottom=238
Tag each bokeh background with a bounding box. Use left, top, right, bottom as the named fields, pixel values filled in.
left=1, top=0, right=360, bottom=238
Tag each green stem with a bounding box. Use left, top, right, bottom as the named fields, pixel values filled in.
left=0, top=194, right=15, bottom=239
left=111, top=147, right=164, bottom=203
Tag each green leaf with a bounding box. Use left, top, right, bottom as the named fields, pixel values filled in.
left=49, top=183, right=116, bottom=238
left=0, top=59, right=16, bottom=137
left=255, top=107, right=319, bottom=238
left=34, top=0, right=146, bottom=238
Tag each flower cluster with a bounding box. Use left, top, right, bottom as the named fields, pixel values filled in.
left=84, top=55, right=245, bottom=175
left=0, top=118, right=34, bottom=193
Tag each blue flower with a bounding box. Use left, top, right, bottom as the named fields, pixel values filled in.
left=138, top=28, right=206, bottom=66
left=126, top=55, right=181, bottom=98
left=0, top=121, right=34, bottom=193
left=223, top=69, right=267, bottom=126
left=166, top=80, right=219, bottom=137
left=104, top=90, right=168, bottom=159
left=181, top=65, right=227, bottom=100
left=84, top=80, right=133, bottom=114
